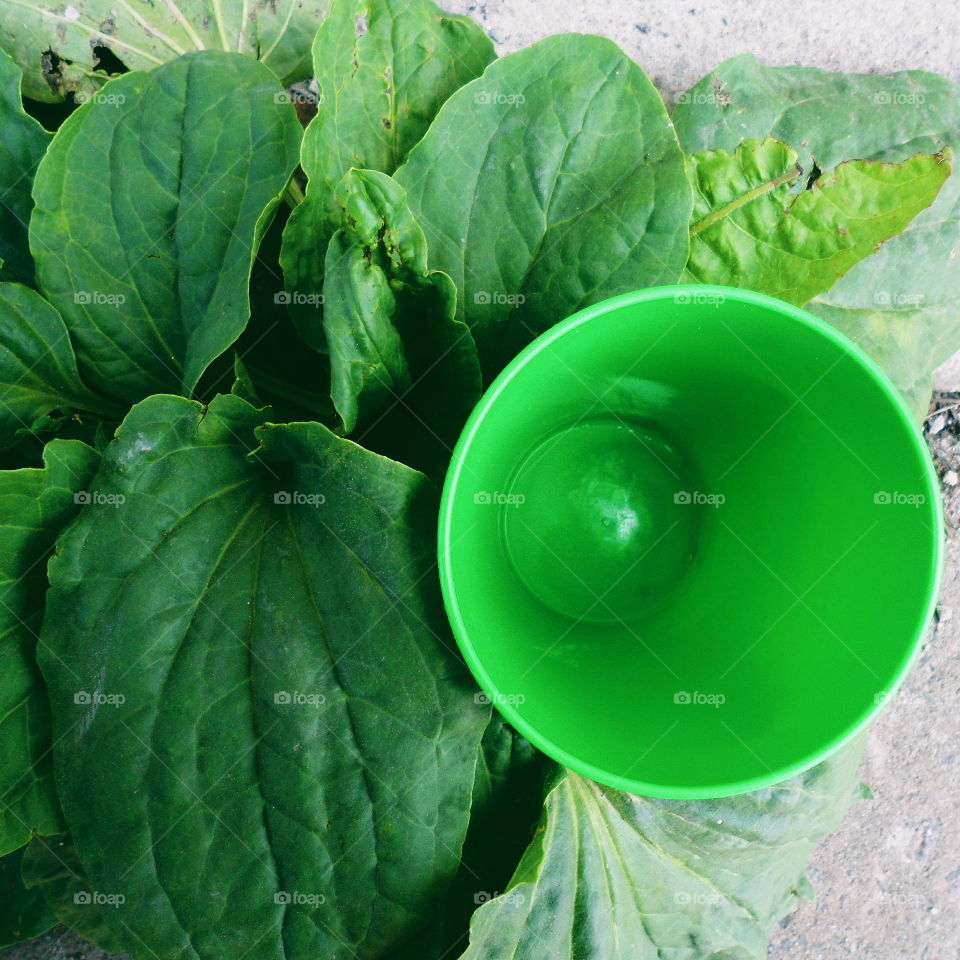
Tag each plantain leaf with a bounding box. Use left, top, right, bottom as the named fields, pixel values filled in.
left=393, top=33, right=692, bottom=379
left=0, top=0, right=330, bottom=102
left=39, top=392, right=489, bottom=960
left=0, top=845, right=57, bottom=948
left=455, top=739, right=869, bottom=960
left=0, top=49, right=50, bottom=286
left=673, top=55, right=960, bottom=418
left=30, top=51, right=302, bottom=406
left=0, top=282, right=120, bottom=449
left=321, top=168, right=480, bottom=474
left=280, top=0, right=493, bottom=349
left=0, top=438, right=99, bottom=857
left=684, top=138, right=951, bottom=306
left=21, top=832, right=127, bottom=954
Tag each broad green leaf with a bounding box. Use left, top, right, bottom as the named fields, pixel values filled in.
left=393, top=34, right=692, bottom=379
left=21, top=833, right=126, bottom=953
left=393, top=714, right=555, bottom=960
left=457, top=739, right=869, bottom=960
left=0, top=0, right=330, bottom=102
left=0, top=438, right=99, bottom=857
left=0, top=845, right=56, bottom=948
left=280, top=0, right=494, bottom=348
left=0, top=283, right=120, bottom=448
left=303, top=0, right=494, bottom=196
left=39, top=392, right=489, bottom=960
left=673, top=55, right=960, bottom=418
left=322, top=169, right=480, bottom=465
left=684, top=138, right=951, bottom=305
left=0, top=49, right=49, bottom=286
left=30, top=51, right=302, bottom=406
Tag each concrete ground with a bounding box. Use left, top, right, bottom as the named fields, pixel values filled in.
left=3, top=1, right=960, bottom=958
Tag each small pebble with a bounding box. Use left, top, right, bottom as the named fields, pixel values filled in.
left=929, top=413, right=947, bottom=433
left=944, top=470, right=958, bottom=486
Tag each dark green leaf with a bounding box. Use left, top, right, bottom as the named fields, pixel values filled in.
left=30, top=51, right=302, bottom=405
left=0, top=49, right=50, bottom=286
left=673, top=55, right=960, bottom=418
left=280, top=0, right=494, bottom=349
left=393, top=33, right=692, bottom=378
left=322, top=169, right=480, bottom=465
left=392, top=715, right=555, bottom=960
left=21, top=833, right=127, bottom=954
left=40, top=392, right=488, bottom=960
left=456, top=739, right=869, bottom=960
left=0, top=845, right=56, bottom=948
left=0, top=438, right=99, bottom=857
left=0, top=282, right=120, bottom=448
left=684, top=138, right=951, bottom=305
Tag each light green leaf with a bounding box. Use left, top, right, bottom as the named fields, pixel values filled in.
left=0, top=845, right=56, bottom=948
left=0, top=49, right=49, bottom=286
left=0, top=438, right=99, bottom=857
left=322, top=169, right=480, bottom=466
left=39, top=392, right=488, bottom=960
left=393, top=34, right=692, bottom=378
left=21, top=833, right=127, bottom=953
left=684, top=138, right=951, bottom=306
left=457, top=739, right=869, bottom=960
left=673, top=55, right=960, bottom=418
left=0, top=0, right=330, bottom=102
left=0, top=283, right=120, bottom=448
left=29, top=51, right=302, bottom=406
left=280, top=0, right=493, bottom=348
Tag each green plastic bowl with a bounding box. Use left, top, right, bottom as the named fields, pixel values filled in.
left=438, top=284, right=943, bottom=799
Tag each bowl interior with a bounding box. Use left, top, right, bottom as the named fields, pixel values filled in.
left=440, top=286, right=941, bottom=798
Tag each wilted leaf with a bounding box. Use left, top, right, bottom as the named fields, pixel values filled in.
left=684, top=138, right=950, bottom=306
left=673, top=55, right=960, bottom=418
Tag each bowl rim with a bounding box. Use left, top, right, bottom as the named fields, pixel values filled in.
left=437, top=283, right=944, bottom=799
